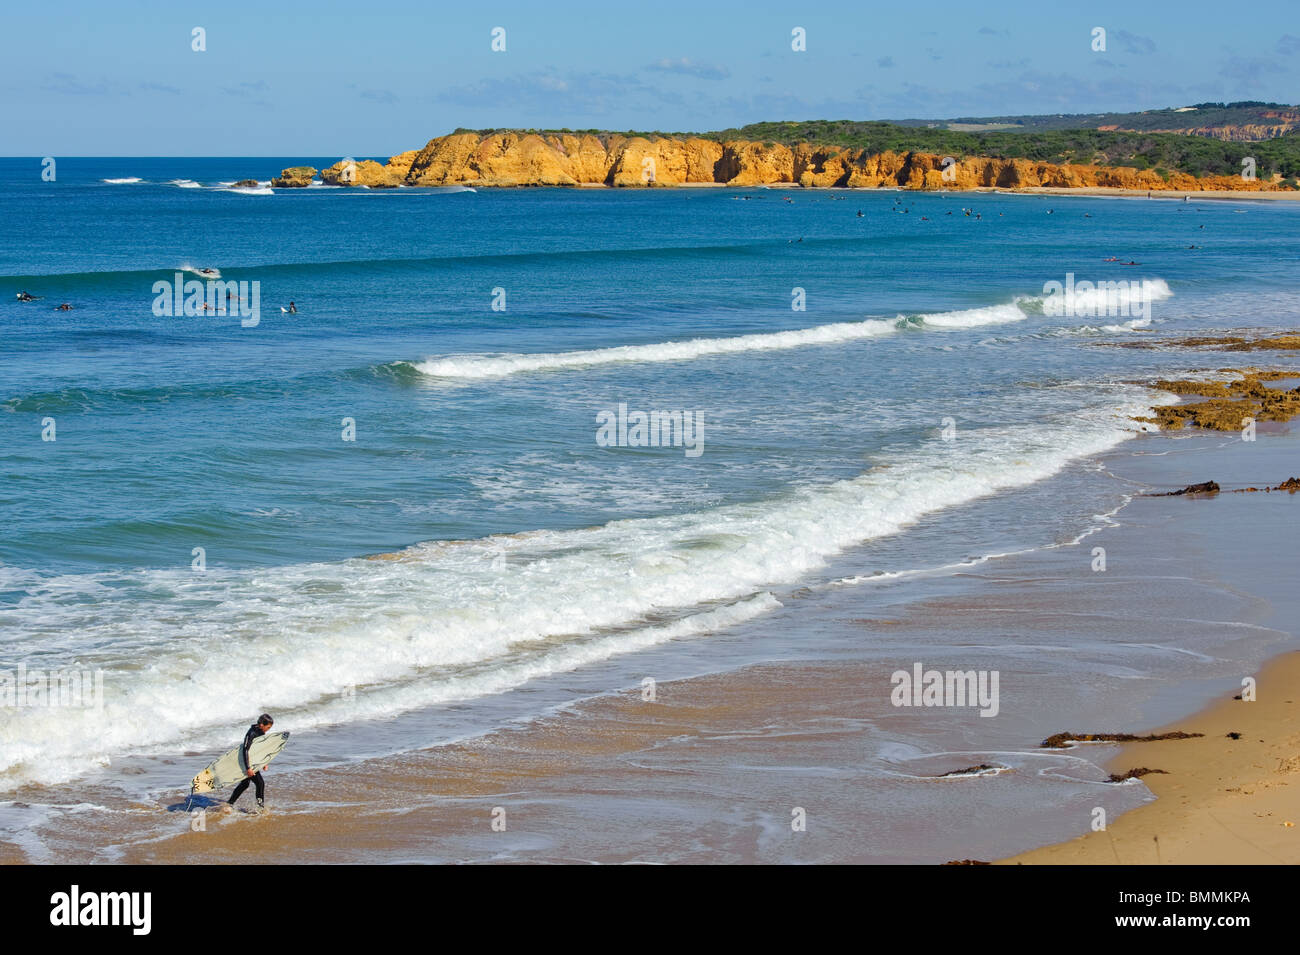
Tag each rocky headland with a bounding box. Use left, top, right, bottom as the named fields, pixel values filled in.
left=273, top=131, right=1298, bottom=192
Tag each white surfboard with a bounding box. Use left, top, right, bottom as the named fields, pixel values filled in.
left=190, top=731, right=290, bottom=795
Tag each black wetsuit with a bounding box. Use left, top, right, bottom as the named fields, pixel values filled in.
left=228, top=723, right=266, bottom=804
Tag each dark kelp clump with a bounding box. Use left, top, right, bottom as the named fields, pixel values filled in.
left=1234, top=476, right=1300, bottom=493
left=935, top=764, right=1002, bottom=777
left=1041, top=731, right=1203, bottom=749
left=1148, top=481, right=1220, bottom=497
left=1146, top=476, right=1300, bottom=496
left=1108, top=767, right=1169, bottom=783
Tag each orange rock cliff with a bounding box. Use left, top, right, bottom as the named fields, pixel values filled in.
left=298, top=131, right=1291, bottom=191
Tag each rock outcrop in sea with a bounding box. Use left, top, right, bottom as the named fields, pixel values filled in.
left=271, top=166, right=316, bottom=188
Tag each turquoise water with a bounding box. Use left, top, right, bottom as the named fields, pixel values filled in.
left=2, top=157, right=1299, bottom=802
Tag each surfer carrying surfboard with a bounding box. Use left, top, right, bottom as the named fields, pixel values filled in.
left=228, top=714, right=274, bottom=809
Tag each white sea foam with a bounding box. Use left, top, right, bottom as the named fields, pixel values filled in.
left=0, top=385, right=1167, bottom=790
left=1081, top=317, right=1154, bottom=334
left=102, top=177, right=142, bottom=184
left=911, top=301, right=1032, bottom=328
left=1043, top=277, right=1173, bottom=318
left=220, top=186, right=274, bottom=196
left=413, top=318, right=900, bottom=379
left=409, top=287, right=1177, bottom=382
left=169, top=179, right=202, bottom=189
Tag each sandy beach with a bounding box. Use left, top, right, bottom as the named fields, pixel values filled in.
left=1005, top=650, right=1300, bottom=864
left=1000, top=186, right=1300, bottom=202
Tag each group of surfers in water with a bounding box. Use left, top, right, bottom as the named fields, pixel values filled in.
left=17, top=288, right=297, bottom=313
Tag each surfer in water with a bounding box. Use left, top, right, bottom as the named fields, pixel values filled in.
left=227, top=713, right=274, bottom=810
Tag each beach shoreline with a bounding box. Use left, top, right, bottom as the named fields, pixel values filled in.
left=8, top=412, right=1295, bottom=865
left=1003, top=649, right=1300, bottom=864
left=458, top=182, right=1300, bottom=201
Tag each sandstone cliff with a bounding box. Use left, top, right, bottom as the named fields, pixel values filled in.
left=289, top=133, right=1295, bottom=192
left=320, top=159, right=402, bottom=187
left=1100, top=109, right=1300, bottom=141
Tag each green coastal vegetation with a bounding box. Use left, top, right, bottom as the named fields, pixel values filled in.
left=890, top=102, right=1297, bottom=133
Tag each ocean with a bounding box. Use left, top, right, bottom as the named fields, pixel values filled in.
left=2, top=157, right=1298, bottom=861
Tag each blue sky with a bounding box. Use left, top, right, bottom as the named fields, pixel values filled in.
left=2, top=0, right=1297, bottom=155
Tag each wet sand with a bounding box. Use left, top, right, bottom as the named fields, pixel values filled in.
left=118, top=662, right=885, bottom=865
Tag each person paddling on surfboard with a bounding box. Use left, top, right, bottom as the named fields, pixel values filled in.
left=227, top=713, right=274, bottom=810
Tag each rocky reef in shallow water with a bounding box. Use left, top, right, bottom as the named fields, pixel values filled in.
left=1141, top=369, right=1300, bottom=431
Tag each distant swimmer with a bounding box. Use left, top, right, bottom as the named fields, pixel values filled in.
left=920, top=216, right=929, bottom=221
left=16, top=291, right=40, bottom=302
left=1084, top=213, right=1092, bottom=218
left=1047, top=209, right=1053, bottom=214
left=197, top=267, right=218, bottom=277
left=1103, top=256, right=1121, bottom=262
left=55, top=303, right=73, bottom=311
left=1125, top=260, right=1140, bottom=265
left=856, top=210, right=864, bottom=217
left=280, top=301, right=297, bottom=314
